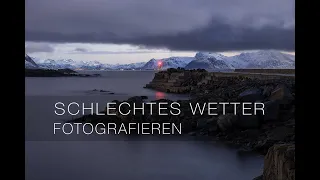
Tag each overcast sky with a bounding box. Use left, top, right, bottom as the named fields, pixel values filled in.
left=25, top=0, right=295, bottom=64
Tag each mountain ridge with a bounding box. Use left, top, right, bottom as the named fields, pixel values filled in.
left=25, top=50, right=295, bottom=70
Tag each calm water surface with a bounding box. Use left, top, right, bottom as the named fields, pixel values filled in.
left=25, top=71, right=263, bottom=180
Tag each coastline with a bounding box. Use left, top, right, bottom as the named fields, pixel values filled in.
left=65, top=68, right=294, bottom=179
left=69, top=68, right=294, bottom=152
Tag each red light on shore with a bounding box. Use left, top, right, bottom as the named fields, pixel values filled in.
left=158, top=61, right=162, bottom=66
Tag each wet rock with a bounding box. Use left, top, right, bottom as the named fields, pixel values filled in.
left=268, top=84, right=293, bottom=103
left=263, top=144, right=295, bottom=180
left=217, top=114, right=237, bottom=131
left=238, top=88, right=264, bottom=102
left=262, top=85, right=274, bottom=97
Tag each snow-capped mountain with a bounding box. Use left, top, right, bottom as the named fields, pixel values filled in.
left=31, top=58, right=113, bottom=70
left=114, top=62, right=146, bottom=70
left=142, top=57, right=194, bottom=70
left=185, top=52, right=230, bottom=70
left=25, top=54, right=39, bottom=69
left=225, top=50, right=295, bottom=69
left=25, top=50, right=295, bottom=71
left=25, top=55, right=146, bottom=70
left=185, top=50, right=295, bottom=70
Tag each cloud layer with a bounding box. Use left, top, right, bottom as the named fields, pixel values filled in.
left=25, top=42, right=55, bottom=53
left=26, top=0, right=295, bottom=51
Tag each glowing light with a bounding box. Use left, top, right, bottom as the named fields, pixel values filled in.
left=155, top=91, right=165, bottom=100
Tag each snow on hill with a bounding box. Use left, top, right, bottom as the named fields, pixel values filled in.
left=26, top=55, right=147, bottom=70
left=31, top=58, right=113, bottom=70
left=25, top=50, right=295, bottom=71
left=185, top=52, right=230, bottom=70
left=25, top=54, right=39, bottom=69
left=225, top=50, right=295, bottom=69
left=114, top=62, right=146, bottom=70
left=185, top=50, right=295, bottom=70
left=142, top=57, right=194, bottom=70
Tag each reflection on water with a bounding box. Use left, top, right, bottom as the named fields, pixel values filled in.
left=155, top=91, right=165, bottom=100
left=25, top=71, right=263, bottom=180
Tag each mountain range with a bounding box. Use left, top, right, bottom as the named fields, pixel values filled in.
left=25, top=50, right=295, bottom=70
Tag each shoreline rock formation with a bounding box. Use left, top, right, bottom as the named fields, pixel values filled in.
left=144, top=68, right=208, bottom=93
left=253, top=143, right=295, bottom=180
left=144, top=68, right=294, bottom=94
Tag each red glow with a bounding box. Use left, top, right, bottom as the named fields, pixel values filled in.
left=155, top=91, right=165, bottom=100
left=158, top=61, right=162, bottom=66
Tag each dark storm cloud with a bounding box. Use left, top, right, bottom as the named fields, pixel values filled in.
left=68, top=50, right=167, bottom=54
left=25, top=43, right=55, bottom=53
left=25, top=0, right=295, bottom=51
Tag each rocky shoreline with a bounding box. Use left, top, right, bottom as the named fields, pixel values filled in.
left=71, top=68, right=295, bottom=180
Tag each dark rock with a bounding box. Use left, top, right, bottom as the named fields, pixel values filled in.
left=238, top=88, right=264, bottom=102
left=109, top=92, right=115, bottom=94
left=237, top=114, right=262, bottom=129
left=267, top=126, right=294, bottom=141
left=263, top=144, right=295, bottom=180
left=262, top=100, right=280, bottom=122
left=141, top=96, right=148, bottom=100
left=252, top=139, right=277, bottom=154
left=197, top=118, right=209, bottom=129
left=208, top=125, right=218, bottom=133
left=196, top=118, right=216, bottom=129
left=241, top=129, right=261, bottom=139
left=268, top=84, right=293, bottom=104
left=217, top=114, right=237, bottom=131
left=262, top=85, right=274, bottom=97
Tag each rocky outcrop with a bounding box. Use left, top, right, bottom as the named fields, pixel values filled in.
left=145, top=68, right=295, bottom=94
left=144, top=68, right=208, bottom=93
left=259, top=144, right=295, bottom=180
